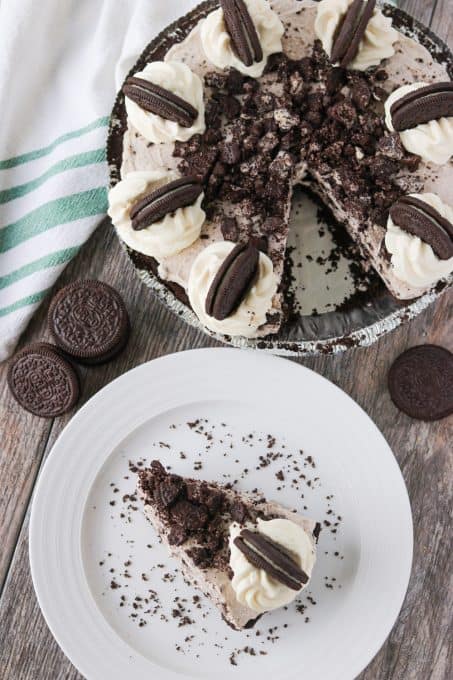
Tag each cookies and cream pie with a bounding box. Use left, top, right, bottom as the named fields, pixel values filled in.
left=137, top=460, right=319, bottom=629
left=108, top=0, right=453, bottom=339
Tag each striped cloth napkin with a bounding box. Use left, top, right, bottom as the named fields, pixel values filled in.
left=0, top=0, right=196, bottom=362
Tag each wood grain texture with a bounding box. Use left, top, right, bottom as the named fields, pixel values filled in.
left=0, top=2, right=452, bottom=678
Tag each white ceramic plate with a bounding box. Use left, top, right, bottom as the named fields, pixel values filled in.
left=30, top=348, right=413, bottom=680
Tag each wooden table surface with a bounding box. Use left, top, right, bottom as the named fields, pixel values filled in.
left=1, top=2, right=452, bottom=678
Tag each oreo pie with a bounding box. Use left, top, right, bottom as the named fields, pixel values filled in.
left=137, top=461, right=319, bottom=629
left=109, top=0, right=453, bottom=339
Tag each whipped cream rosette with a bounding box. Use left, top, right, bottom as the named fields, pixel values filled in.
left=108, top=170, right=205, bottom=259
left=201, top=0, right=284, bottom=78
left=385, top=193, right=453, bottom=290
left=123, top=61, right=205, bottom=144
left=315, top=0, right=398, bottom=70
left=188, top=241, right=278, bottom=337
left=229, top=518, right=317, bottom=613
left=384, top=82, right=453, bottom=165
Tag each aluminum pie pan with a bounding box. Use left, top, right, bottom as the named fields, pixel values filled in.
left=107, top=1, right=453, bottom=356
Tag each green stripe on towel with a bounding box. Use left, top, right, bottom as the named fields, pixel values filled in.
left=0, top=149, right=106, bottom=204
left=0, top=187, right=108, bottom=252
left=0, top=117, right=109, bottom=170
left=0, top=288, right=51, bottom=317
left=0, top=247, right=80, bottom=290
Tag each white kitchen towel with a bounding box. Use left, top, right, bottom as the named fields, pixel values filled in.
left=0, top=0, right=197, bottom=362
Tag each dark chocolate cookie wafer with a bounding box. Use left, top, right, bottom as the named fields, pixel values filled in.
left=390, top=82, right=453, bottom=131
left=8, top=343, right=80, bottom=417
left=221, top=0, right=263, bottom=67
left=331, top=0, right=376, bottom=68
left=123, top=77, right=198, bottom=127
left=234, top=528, right=308, bottom=590
left=205, top=242, right=260, bottom=320
left=130, top=176, right=202, bottom=230
left=388, top=345, right=453, bottom=421
left=390, top=196, right=453, bottom=260
left=48, top=280, right=130, bottom=364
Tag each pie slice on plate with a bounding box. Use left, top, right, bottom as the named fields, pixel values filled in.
left=137, top=460, right=320, bottom=630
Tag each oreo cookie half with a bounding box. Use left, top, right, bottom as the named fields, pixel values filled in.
left=48, top=280, right=130, bottom=364
left=390, top=82, right=453, bottom=132
left=331, top=0, right=376, bottom=68
left=220, top=0, right=263, bottom=67
left=234, top=528, right=308, bottom=590
left=389, top=196, right=453, bottom=260
left=8, top=343, right=80, bottom=417
left=123, top=77, right=198, bottom=127
left=388, top=345, right=453, bottom=421
left=205, top=242, right=260, bottom=320
left=130, top=176, right=203, bottom=231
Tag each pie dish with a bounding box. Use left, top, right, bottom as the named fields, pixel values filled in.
left=107, top=1, right=453, bottom=353
left=137, top=459, right=319, bottom=630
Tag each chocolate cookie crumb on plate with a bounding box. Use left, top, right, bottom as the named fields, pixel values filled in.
left=48, top=280, right=130, bottom=364
left=388, top=344, right=453, bottom=421
left=7, top=342, right=80, bottom=417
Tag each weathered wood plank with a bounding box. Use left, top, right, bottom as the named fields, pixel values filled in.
left=0, top=309, right=54, bottom=591
left=430, top=0, right=453, bottom=44
left=398, top=0, right=438, bottom=30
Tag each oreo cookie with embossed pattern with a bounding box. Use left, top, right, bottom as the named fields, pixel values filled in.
left=331, top=0, right=376, bottom=68
left=8, top=342, right=80, bottom=417
left=48, top=280, right=130, bottom=364
left=388, top=345, right=453, bottom=421
left=220, top=0, right=263, bottom=67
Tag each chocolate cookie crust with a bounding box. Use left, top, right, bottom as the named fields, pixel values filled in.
left=388, top=345, right=453, bottom=421
left=48, top=280, right=130, bottom=364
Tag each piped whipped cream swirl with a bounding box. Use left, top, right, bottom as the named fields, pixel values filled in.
left=229, top=518, right=316, bottom=613
left=315, top=0, right=398, bottom=71
left=125, top=61, right=205, bottom=143
left=200, top=0, right=284, bottom=78
left=108, top=170, right=205, bottom=259
left=188, top=241, right=277, bottom=337
left=384, top=82, right=453, bottom=165
left=385, top=193, right=453, bottom=289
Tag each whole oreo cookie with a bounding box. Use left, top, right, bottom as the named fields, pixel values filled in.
left=388, top=345, right=453, bottom=421
left=8, top=343, right=80, bottom=417
left=48, top=280, right=130, bottom=364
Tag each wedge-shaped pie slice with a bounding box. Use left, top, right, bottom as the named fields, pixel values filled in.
left=137, top=460, right=320, bottom=629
